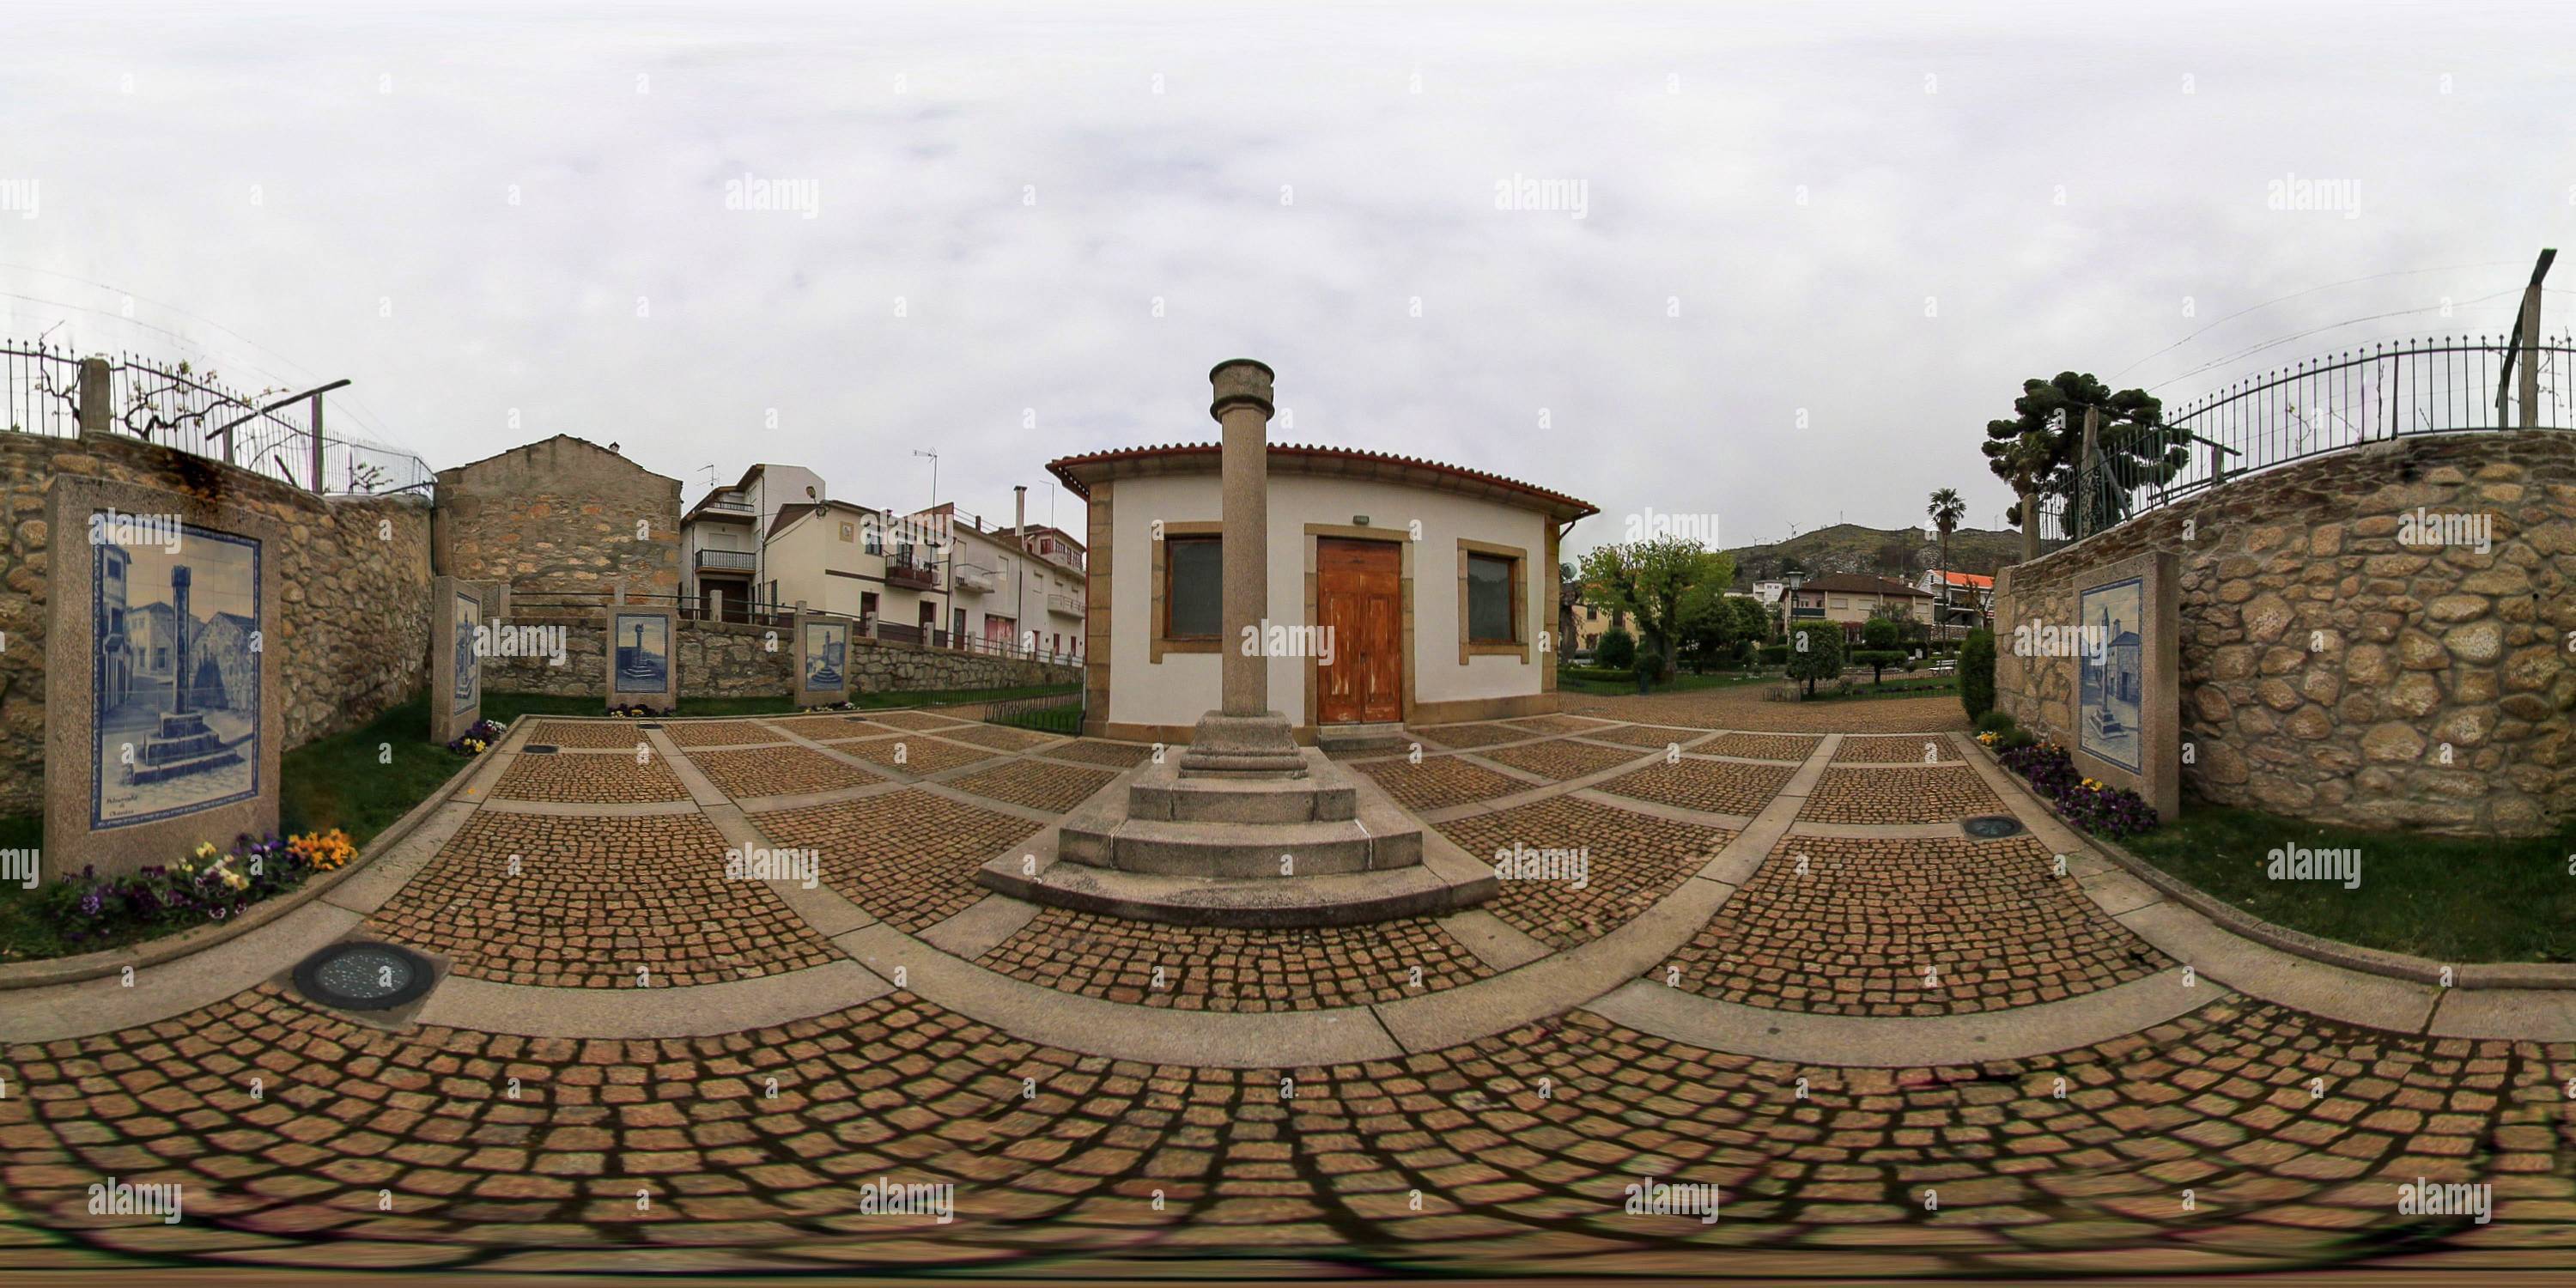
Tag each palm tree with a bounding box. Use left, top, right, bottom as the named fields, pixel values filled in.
left=1927, top=487, right=1965, bottom=636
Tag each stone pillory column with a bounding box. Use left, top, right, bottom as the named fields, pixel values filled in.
left=1180, top=359, right=1308, bottom=779
left=170, top=566, right=194, bottom=715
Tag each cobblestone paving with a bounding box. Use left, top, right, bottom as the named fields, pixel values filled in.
left=1352, top=755, right=1530, bottom=811
left=864, top=709, right=978, bottom=732
left=1597, top=756, right=1797, bottom=817
left=1475, top=738, right=1644, bottom=781
left=1835, top=733, right=1965, bottom=763
left=1412, top=721, right=1531, bottom=749
left=683, top=745, right=887, bottom=799
left=936, top=724, right=1062, bottom=752
left=751, top=789, right=1036, bottom=932
left=1434, top=796, right=1731, bottom=950
left=364, top=811, right=843, bottom=987
left=1041, top=738, right=1156, bottom=769
left=976, top=908, right=1497, bottom=1010
left=1576, top=722, right=1704, bottom=750
left=1698, top=731, right=1823, bottom=761
left=1666, top=835, right=2173, bottom=1015
left=1502, top=714, right=1611, bottom=735
left=1800, top=765, right=2005, bottom=824
left=3, top=987, right=2557, bottom=1276
left=835, top=734, right=1003, bottom=776
left=521, top=720, right=648, bottom=750
left=489, top=750, right=690, bottom=804
left=1562, top=687, right=1970, bottom=733
left=665, top=720, right=781, bottom=748
left=763, top=714, right=894, bottom=738
left=946, top=759, right=1120, bottom=813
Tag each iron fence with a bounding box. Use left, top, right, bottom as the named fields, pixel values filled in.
left=2031, top=333, right=2574, bottom=549
left=981, top=690, right=1084, bottom=735
left=2, top=342, right=433, bottom=498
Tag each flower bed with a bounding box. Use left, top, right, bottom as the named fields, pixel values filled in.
left=1994, top=738, right=2160, bottom=839
left=39, top=829, right=357, bottom=949
left=447, top=718, right=506, bottom=756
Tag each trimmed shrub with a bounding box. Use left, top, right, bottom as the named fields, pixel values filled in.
left=1959, top=627, right=1996, bottom=721
left=1597, top=627, right=1637, bottom=671
left=1758, top=644, right=1789, bottom=665
left=1851, top=648, right=1908, bottom=683
left=1974, top=709, right=2019, bottom=734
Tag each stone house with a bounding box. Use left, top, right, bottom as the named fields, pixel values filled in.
left=434, top=434, right=679, bottom=604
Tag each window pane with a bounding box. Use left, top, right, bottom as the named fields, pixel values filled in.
left=1169, top=538, right=1222, bottom=637
left=1467, top=553, right=1514, bottom=642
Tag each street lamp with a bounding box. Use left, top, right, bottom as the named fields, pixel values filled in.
left=1781, top=567, right=1805, bottom=645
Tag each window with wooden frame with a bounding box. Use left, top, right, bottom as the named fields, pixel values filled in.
left=1152, top=522, right=1224, bottom=659
left=1455, top=538, right=1528, bottom=661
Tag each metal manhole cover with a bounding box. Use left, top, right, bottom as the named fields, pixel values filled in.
left=1961, top=815, right=2026, bottom=839
left=291, top=941, right=436, bottom=1012
left=522, top=744, right=560, bottom=755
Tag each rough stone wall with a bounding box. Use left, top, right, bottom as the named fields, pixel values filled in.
left=0, top=431, right=434, bottom=817
left=433, top=434, right=679, bottom=600
left=482, top=617, right=1078, bottom=700
left=1995, top=430, right=2575, bottom=835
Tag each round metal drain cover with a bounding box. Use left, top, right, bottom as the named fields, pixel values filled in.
left=1961, top=815, right=2026, bottom=839
left=292, top=941, right=435, bottom=1012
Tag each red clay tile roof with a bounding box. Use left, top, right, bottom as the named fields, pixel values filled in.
left=1047, top=442, right=1597, bottom=520
left=1797, top=572, right=1930, bottom=597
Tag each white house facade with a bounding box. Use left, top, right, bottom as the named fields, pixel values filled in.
left=1051, top=443, right=1595, bottom=743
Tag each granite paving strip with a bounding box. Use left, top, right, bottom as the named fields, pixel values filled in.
left=757, top=713, right=900, bottom=738
left=0, top=902, right=359, bottom=1043
left=1590, top=969, right=2222, bottom=1066
left=863, top=708, right=981, bottom=732
left=835, top=732, right=1005, bottom=776
left=937, top=723, right=1066, bottom=752
left=915, top=892, right=1044, bottom=959
left=412, top=959, right=895, bottom=1038
left=1410, top=720, right=1540, bottom=750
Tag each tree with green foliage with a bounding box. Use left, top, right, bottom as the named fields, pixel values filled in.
left=1981, top=372, right=2191, bottom=537
left=1784, top=621, right=1845, bottom=698
left=1959, top=627, right=1997, bottom=721
left=1578, top=538, right=1735, bottom=671
left=1725, top=595, right=1771, bottom=654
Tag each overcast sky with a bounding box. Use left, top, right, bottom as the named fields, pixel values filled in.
left=3, top=1, right=2568, bottom=557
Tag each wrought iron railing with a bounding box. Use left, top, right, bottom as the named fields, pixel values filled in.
left=3, top=342, right=433, bottom=498
left=2028, top=334, right=2575, bottom=550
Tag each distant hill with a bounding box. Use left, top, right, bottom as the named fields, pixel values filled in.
left=1721, top=522, right=2020, bottom=586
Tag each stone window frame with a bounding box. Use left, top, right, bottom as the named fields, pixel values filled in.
left=1151, top=520, right=1224, bottom=661
left=1455, top=537, right=1530, bottom=664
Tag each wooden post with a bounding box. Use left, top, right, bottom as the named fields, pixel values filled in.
left=308, top=391, right=327, bottom=493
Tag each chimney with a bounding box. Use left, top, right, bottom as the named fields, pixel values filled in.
left=1013, top=484, right=1027, bottom=550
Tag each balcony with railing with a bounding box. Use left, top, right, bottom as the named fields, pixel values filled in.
left=886, top=558, right=939, bottom=590
left=1048, top=592, right=1083, bottom=618
left=696, top=548, right=757, bottom=573
left=953, top=562, right=999, bottom=593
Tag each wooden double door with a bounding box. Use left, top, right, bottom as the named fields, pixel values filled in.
left=1315, top=538, right=1402, bottom=724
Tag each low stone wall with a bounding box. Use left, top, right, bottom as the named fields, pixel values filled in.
left=483, top=616, right=1078, bottom=701
left=0, top=430, right=434, bottom=817
left=1994, top=430, right=2575, bottom=835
